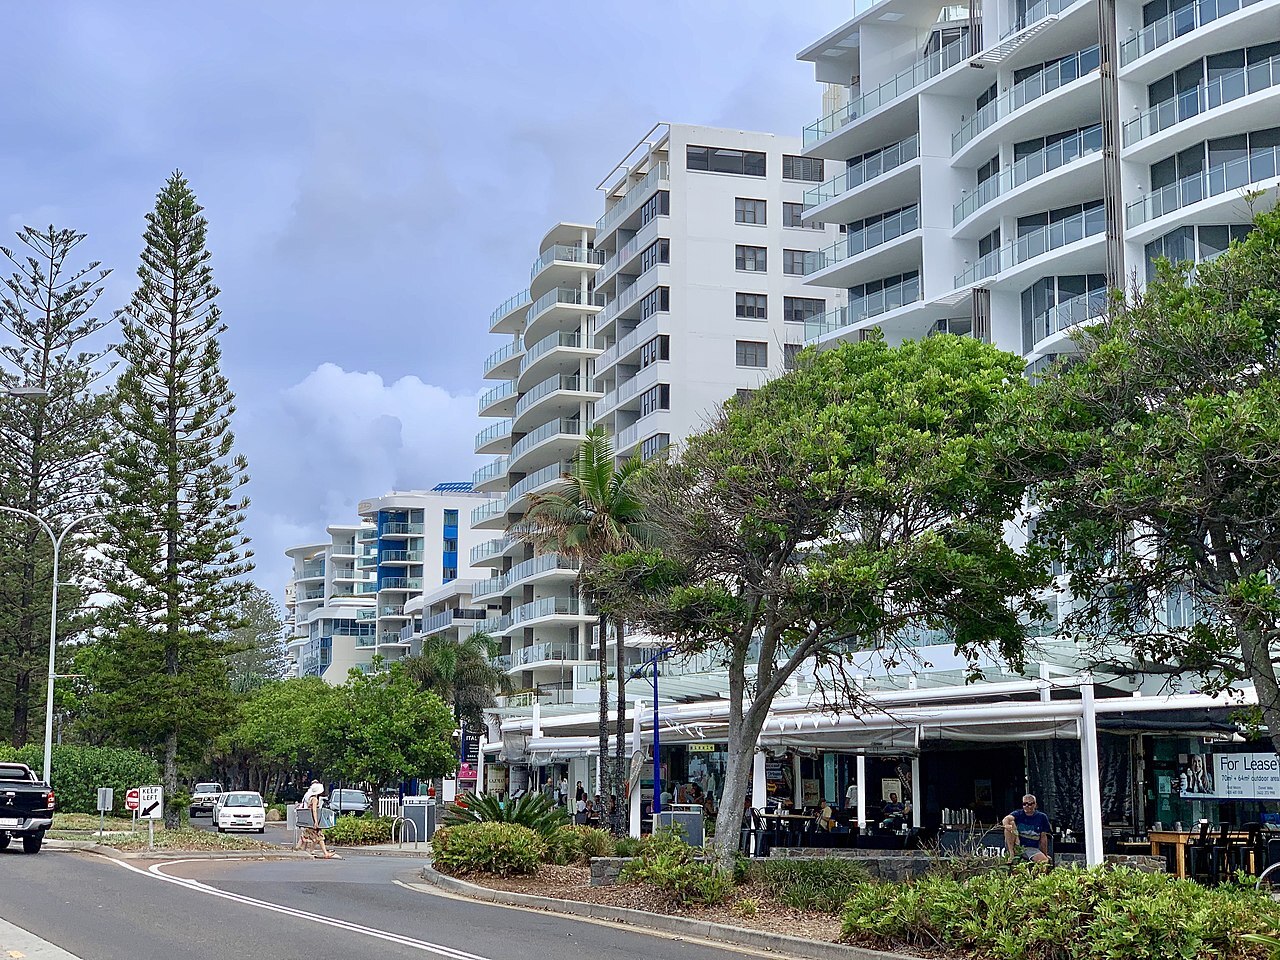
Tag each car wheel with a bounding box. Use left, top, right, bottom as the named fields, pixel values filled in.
left=0, top=832, right=10, bottom=851
left=22, top=832, right=42, bottom=854
left=215, top=824, right=223, bottom=833
left=257, top=828, right=265, bottom=834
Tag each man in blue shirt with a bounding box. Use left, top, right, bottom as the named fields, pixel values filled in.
left=1003, top=794, right=1051, bottom=863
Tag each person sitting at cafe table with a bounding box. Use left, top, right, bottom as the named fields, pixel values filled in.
left=1003, top=794, right=1051, bottom=864
left=814, top=800, right=849, bottom=833
left=879, top=792, right=906, bottom=830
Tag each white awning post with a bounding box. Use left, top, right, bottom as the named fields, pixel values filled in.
left=476, top=744, right=486, bottom=796
left=630, top=699, right=644, bottom=839
left=792, top=753, right=803, bottom=808
left=856, top=753, right=867, bottom=829
left=752, top=750, right=767, bottom=810
left=1080, top=680, right=1104, bottom=867
left=911, top=755, right=922, bottom=827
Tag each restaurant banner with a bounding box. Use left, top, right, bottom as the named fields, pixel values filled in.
left=1181, top=752, right=1280, bottom=800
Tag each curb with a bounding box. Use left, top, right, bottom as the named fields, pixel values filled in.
left=333, top=846, right=431, bottom=859
left=417, top=864, right=920, bottom=960
left=45, top=839, right=312, bottom=861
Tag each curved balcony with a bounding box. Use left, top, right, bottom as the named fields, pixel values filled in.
left=470, top=496, right=508, bottom=529
left=471, top=573, right=507, bottom=604
left=378, top=549, right=423, bottom=565
left=955, top=206, right=1105, bottom=289
left=524, top=286, right=605, bottom=344
left=952, top=46, right=1100, bottom=159
left=803, top=36, right=970, bottom=158
left=596, top=161, right=670, bottom=240
left=1120, top=0, right=1267, bottom=68
left=508, top=640, right=586, bottom=672
left=483, top=337, right=523, bottom=380
left=508, top=552, right=578, bottom=591
left=509, top=417, right=583, bottom=474
left=953, top=125, right=1102, bottom=231
left=1125, top=144, right=1280, bottom=232
left=518, top=331, right=594, bottom=389
left=512, top=373, right=599, bottom=430
left=802, top=134, right=919, bottom=225
left=474, top=418, right=512, bottom=455
left=471, top=536, right=514, bottom=567
left=477, top=379, right=516, bottom=417
left=803, top=206, right=920, bottom=288
left=489, top=288, right=531, bottom=335
left=510, top=596, right=586, bottom=629
left=803, top=275, right=923, bottom=344
left=531, top=244, right=603, bottom=281
left=481, top=616, right=511, bottom=637
left=507, top=461, right=567, bottom=511
left=1122, top=55, right=1280, bottom=151
left=1028, top=289, right=1110, bottom=354
left=471, top=456, right=509, bottom=492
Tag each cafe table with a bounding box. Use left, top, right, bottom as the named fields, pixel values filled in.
left=1148, top=829, right=1255, bottom=879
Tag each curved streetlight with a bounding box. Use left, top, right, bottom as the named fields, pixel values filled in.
left=0, top=505, right=101, bottom=784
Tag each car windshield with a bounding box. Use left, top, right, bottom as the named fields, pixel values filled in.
left=222, top=793, right=262, bottom=808
left=334, top=790, right=364, bottom=802
left=194, top=783, right=221, bottom=794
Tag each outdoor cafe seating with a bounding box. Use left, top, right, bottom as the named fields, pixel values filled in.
left=739, top=807, right=925, bottom=857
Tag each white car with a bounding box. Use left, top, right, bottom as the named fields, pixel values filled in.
left=213, top=791, right=266, bottom=834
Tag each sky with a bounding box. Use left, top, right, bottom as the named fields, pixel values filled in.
left=3, top=1, right=851, bottom=600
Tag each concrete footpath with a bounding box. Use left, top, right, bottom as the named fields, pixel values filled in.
left=0, top=916, right=83, bottom=960
left=418, top=863, right=920, bottom=960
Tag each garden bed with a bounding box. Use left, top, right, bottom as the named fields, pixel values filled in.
left=463, top=863, right=843, bottom=945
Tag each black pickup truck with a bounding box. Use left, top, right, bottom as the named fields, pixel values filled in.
left=0, top=761, right=56, bottom=854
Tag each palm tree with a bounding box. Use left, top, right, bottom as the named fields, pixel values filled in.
left=522, top=427, right=646, bottom=833
left=403, top=629, right=512, bottom=743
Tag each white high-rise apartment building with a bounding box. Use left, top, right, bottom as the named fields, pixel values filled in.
left=795, top=0, right=1278, bottom=376
left=592, top=123, right=844, bottom=460
left=284, top=484, right=497, bottom=682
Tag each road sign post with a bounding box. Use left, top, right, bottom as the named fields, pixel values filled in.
left=96, top=787, right=114, bottom=837
left=138, top=785, right=163, bottom=851
left=125, top=788, right=140, bottom=834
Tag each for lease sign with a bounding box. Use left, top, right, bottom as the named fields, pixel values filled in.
left=1214, top=753, right=1280, bottom=800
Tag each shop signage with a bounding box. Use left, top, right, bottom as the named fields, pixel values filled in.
left=1182, top=752, right=1280, bottom=800
left=688, top=743, right=716, bottom=753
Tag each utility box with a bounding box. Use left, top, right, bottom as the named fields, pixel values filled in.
left=402, top=796, right=437, bottom=842
left=656, top=804, right=704, bottom=847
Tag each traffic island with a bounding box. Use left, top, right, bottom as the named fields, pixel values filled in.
left=418, top=863, right=916, bottom=960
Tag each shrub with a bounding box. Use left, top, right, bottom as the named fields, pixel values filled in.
left=325, top=815, right=393, bottom=846
left=0, top=745, right=161, bottom=814
left=443, top=791, right=568, bottom=839
left=544, top=825, right=584, bottom=865
left=572, top=825, right=616, bottom=860
left=614, top=836, right=642, bottom=858
left=620, top=827, right=733, bottom=905
left=736, top=896, right=760, bottom=917
left=840, top=865, right=1280, bottom=960
left=432, top=822, right=547, bottom=877
left=762, top=857, right=869, bottom=913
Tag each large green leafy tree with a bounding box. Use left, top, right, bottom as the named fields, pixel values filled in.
left=90, top=173, right=252, bottom=822
left=596, top=335, right=1046, bottom=863
left=222, top=585, right=289, bottom=694
left=0, top=226, right=113, bottom=745
left=402, top=630, right=512, bottom=732
left=214, top=677, right=337, bottom=796
left=1007, top=207, right=1280, bottom=756
left=522, top=427, right=646, bottom=832
left=317, top=661, right=456, bottom=796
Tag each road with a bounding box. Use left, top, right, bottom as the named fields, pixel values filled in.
left=0, top=848, right=761, bottom=960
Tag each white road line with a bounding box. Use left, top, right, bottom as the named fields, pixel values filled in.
left=104, top=858, right=494, bottom=960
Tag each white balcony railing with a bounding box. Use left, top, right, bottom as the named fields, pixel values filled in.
left=802, top=134, right=919, bottom=211
left=1029, top=289, right=1110, bottom=346
left=519, top=331, right=584, bottom=375
left=513, top=374, right=591, bottom=419
left=510, top=418, right=582, bottom=463
left=530, top=244, right=604, bottom=279
left=1122, top=55, right=1280, bottom=146
left=1126, top=145, right=1280, bottom=227
left=489, top=289, right=531, bottom=329
left=511, top=595, right=582, bottom=625
left=1120, top=0, right=1267, bottom=65
left=955, top=206, right=1105, bottom=287
left=474, top=418, right=512, bottom=452
left=804, top=205, right=920, bottom=275
left=472, top=456, right=508, bottom=488
left=477, top=379, right=515, bottom=413
left=803, top=275, right=922, bottom=342
left=596, top=161, right=671, bottom=237
left=483, top=337, right=522, bottom=377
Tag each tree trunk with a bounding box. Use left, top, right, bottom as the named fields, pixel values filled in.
left=612, top=614, right=627, bottom=835
left=712, top=658, right=771, bottom=868
left=596, top=611, right=609, bottom=804
left=163, top=730, right=180, bottom=828
left=11, top=669, right=30, bottom=748
left=1237, top=620, right=1280, bottom=759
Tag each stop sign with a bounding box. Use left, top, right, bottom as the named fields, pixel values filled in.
left=125, top=788, right=140, bottom=811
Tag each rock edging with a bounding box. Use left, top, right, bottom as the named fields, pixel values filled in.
left=419, top=863, right=922, bottom=960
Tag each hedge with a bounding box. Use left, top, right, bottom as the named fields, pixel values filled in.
left=0, top=745, right=161, bottom=814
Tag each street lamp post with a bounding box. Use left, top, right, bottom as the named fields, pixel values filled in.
left=634, top=647, right=672, bottom=818
left=0, top=506, right=99, bottom=785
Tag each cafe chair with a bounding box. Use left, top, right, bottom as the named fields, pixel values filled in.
left=1207, top=824, right=1235, bottom=885
left=1186, top=822, right=1215, bottom=884
left=1227, top=824, right=1262, bottom=876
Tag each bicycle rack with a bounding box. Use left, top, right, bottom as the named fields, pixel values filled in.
left=392, top=816, right=419, bottom=851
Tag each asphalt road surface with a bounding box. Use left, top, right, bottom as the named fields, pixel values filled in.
left=0, top=848, right=763, bottom=960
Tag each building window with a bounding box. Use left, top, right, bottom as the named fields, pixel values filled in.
left=639, top=286, right=670, bottom=320
left=443, top=567, right=458, bottom=582
left=783, top=154, right=824, bottom=182
left=735, top=198, right=767, bottom=224
left=639, top=334, right=670, bottom=368
left=735, top=292, right=768, bottom=319
left=687, top=145, right=767, bottom=177
left=782, top=249, right=807, bottom=276
left=735, top=245, right=767, bottom=272
left=784, top=343, right=803, bottom=371
left=640, top=190, right=670, bottom=227
left=736, top=388, right=755, bottom=401
left=639, top=238, right=670, bottom=273
left=736, top=340, right=768, bottom=367
left=783, top=296, right=825, bottom=323
left=639, top=383, right=670, bottom=417
left=640, top=433, right=671, bottom=461
left=783, top=202, right=821, bottom=228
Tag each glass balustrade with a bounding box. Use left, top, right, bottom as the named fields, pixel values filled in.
left=474, top=419, right=512, bottom=451
left=1120, top=0, right=1265, bottom=65
left=477, top=379, right=515, bottom=412
left=596, top=316, right=657, bottom=371
left=483, top=337, right=522, bottom=376
left=601, top=219, right=661, bottom=278
left=804, top=206, right=920, bottom=275
left=470, top=536, right=513, bottom=565
left=511, top=640, right=582, bottom=668
left=528, top=286, right=605, bottom=324
left=802, top=135, right=919, bottom=211
left=955, top=206, right=1105, bottom=286
left=596, top=161, right=670, bottom=236
left=509, top=462, right=566, bottom=503
left=472, top=456, right=508, bottom=487
left=519, top=331, right=584, bottom=374
left=953, top=125, right=1102, bottom=225
left=953, top=45, right=1100, bottom=153
left=1004, top=0, right=1071, bottom=38
left=1126, top=144, right=1280, bottom=226
left=1030, top=289, right=1110, bottom=345
left=616, top=421, right=641, bottom=451
left=489, top=289, right=531, bottom=329
left=1123, top=55, right=1280, bottom=146
left=381, top=522, right=424, bottom=535
left=508, top=552, right=577, bottom=585
left=510, top=418, right=582, bottom=462
left=513, top=374, right=588, bottom=419
left=471, top=497, right=508, bottom=526
left=530, top=244, right=603, bottom=278
left=510, top=596, right=582, bottom=626
left=804, top=36, right=970, bottom=147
